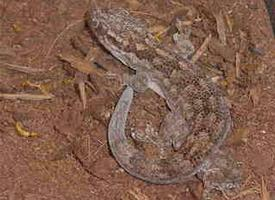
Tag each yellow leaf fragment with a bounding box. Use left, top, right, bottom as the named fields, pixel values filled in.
left=12, top=23, right=22, bottom=33
left=150, top=25, right=169, bottom=42
left=23, top=80, right=50, bottom=95
left=15, top=122, right=38, bottom=137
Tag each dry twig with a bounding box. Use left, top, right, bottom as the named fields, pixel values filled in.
left=0, top=93, right=54, bottom=100
left=214, top=11, right=227, bottom=45
left=0, top=62, right=45, bottom=74
left=78, top=80, right=87, bottom=109
left=191, top=34, right=212, bottom=63
left=235, top=52, right=241, bottom=78
left=45, top=20, right=83, bottom=58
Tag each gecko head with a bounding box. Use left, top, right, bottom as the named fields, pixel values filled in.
left=87, top=7, right=147, bottom=40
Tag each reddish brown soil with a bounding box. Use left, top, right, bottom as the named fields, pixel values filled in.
left=0, top=0, right=274, bottom=200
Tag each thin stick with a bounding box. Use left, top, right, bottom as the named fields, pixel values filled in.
left=214, top=11, right=227, bottom=45
left=45, top=20, right=83, bottom=58
left=191, top=34, right=212, bottom=63
left=235, top=52, right=241, bottom=78
left=0, top=62, right=45, bottom=74
left=0, top=93, right=54, bottom=100
left=78, top=80, right=87, bottom=109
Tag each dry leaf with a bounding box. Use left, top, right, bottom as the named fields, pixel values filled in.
left=229, top=128, right=249, bottom=145
left=59, top=54, right=101, bottom=75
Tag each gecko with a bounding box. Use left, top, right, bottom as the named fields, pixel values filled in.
left=86, top=7, right=241, bottom=194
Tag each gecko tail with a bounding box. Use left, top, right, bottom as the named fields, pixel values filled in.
left=108, top=86, right=197, bottom=184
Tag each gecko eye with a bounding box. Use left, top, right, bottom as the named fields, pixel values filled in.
left=91, top=18, right=99, bottom=28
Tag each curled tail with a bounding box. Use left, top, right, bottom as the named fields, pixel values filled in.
left=108, top=86, right=202, bottom=184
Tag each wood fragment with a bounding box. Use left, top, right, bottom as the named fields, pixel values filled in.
left=191, top=34, right=212, bottom=63
left=225, top=13, right=233, bottom=32
left=78, top=80, right=87, bottom=109
left=0, top=93, right=54, bottom=100
left=0, top=62, right=45, bottom=74
left=214, top=11, right=227, bottom=45
left=235, top=52, right=241, bottom=78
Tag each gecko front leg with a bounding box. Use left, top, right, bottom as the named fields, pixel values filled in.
left=124, top=69, right=167, bottom=99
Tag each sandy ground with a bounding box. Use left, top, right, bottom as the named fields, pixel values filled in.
left=0, top=0, right=275, bottom=199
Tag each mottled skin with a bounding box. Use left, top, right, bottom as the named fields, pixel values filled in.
left=87, top=8, right=232, bottom=184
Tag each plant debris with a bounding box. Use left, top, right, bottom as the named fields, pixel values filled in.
left=127, top=188, right=150, bottom=200
left=0, top=62, right=46, bottom=74
left=191, top=34, right=212, bottom=63
left=261, top=177, right=271, bottom=200
left=15, top=122, right=38, bottom=137
left=0, top=93, right=54, bottom=100
left=214, top=11, right=227, bottom=45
